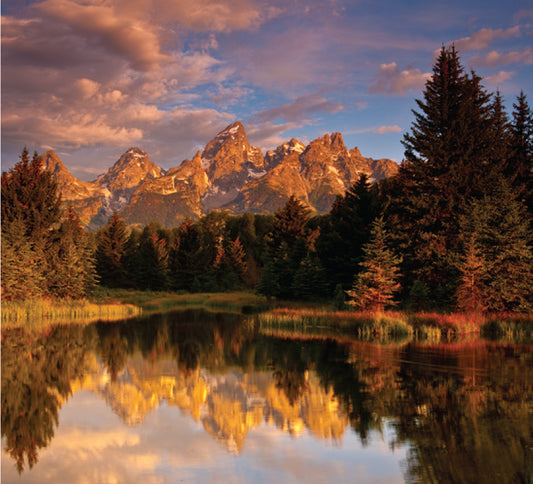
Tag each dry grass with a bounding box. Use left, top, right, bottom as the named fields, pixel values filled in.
left=257, top=307, right=533, bottom=342
left=2, top=298, right=141, bottom=330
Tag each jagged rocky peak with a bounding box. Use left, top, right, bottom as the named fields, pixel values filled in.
left=41, top=150, right=68, bottom=175
left=97, top=147, right=164, bottom=191
left=350, top=146, right=363, bottom=159
left=264, top=138, right=306, bottom=170
left=41, top=150, right=104, bottom=202
left=201, top=121, right=264, bottom=175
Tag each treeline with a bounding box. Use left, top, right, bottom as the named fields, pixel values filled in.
left=1, top=47, right=532, bottom=312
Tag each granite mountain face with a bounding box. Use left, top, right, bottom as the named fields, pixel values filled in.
left=43, top=121, right=398, bottom=228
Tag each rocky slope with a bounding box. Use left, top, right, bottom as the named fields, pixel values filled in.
left=45, top=122, right=398, bottom=228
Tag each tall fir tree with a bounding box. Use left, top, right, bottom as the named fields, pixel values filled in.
left=454, top=233, right=488, bottom=313
left=258, top=196, right=320, bottom=299
left=346, top=217, right=402, bottom=312
left=389, top=46, right=502, bottom=304
left=136, top=223, right=170, bottom=290
left=95, top=212, right=129, bottom=288
left=168, top=219, right=208, bottom=291
left=509, top=91, right=533, bottom=214
left=317, top=174, right=379, bottom=292
left=458, top=184, right=533, bottom=312
left=46, top=206, right=98, bottom=299
left=1, top=148, right=61, bottom=241
left=1, top=148, right=62, bottom=300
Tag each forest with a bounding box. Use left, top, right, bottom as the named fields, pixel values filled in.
left=2, top=47, right=533, bottom=314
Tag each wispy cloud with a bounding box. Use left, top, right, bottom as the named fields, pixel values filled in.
left=253, top=94, right=344, bottom=123
left=452, top=26, right=521, bottom=52
left=485, top=70, right=515, bottom=84
left=373, top=125, right=402, bottom=134
left=370, top=63, right=430, bottom=95
left=470, top=47, right=533, bottom=67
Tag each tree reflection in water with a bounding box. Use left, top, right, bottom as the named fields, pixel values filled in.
left=1, top=325, right=88, bottom=473
left=2, top=311, right=532, bottom=482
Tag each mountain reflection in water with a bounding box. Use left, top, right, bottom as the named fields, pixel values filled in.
left=1, top=309, right=532, bottom=483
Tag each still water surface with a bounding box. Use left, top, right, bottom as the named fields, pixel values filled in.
left=2, top=309, right=532, bottom=483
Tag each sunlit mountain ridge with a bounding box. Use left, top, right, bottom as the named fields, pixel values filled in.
left=43, top=122, right=398, bottom=228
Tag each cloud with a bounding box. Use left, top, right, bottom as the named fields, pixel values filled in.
left=373, top=125, right=402, bottom=134
left=155, top=0, right=283, bottom=33
left=246, top=121, right=303, bottom=152
left=452, top=26, right=521, bottom=52
left=370, top=63, right=431, bottom=95
left=515, top=9, right=533, bottom=21
left=484, top=70, right=515, bottom=85
left=253, top=95, right=344, bottom=123
left=470, top=47, right=533, bottom=67
left=37, top=0, right=169, bottom=71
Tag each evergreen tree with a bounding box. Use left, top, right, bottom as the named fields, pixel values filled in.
left=458, top=185, right=533, bottom=312
left=405, top=280, right=431, bottom=313
left=389, top=46, right=501, bottom=303
left=136, top=223, right=170, bottom=290
left=454, top=234, right=488, bottom=313
left=509, top=91, right=533, bottom=213
left=95, top=212, right=129, bottom=287
left=169, top=219, right=208, bottom=291
left=490, top=91, right=512, bottom=174
left=46, top=206, right=98, bottom=299
left=1, top=218, right=44, bottom=300
left=258, top=196, right=319, bottom=299
left=347, top=217, right=402, bottom=312
left=317, top=174, right=379, bottom=292
left=1, top=148, right=61, bottom=241
left=1, top=148, right=62, bottom=300
left=226, top=238, right=248, bottom=281
left=291, top=254, right=328, bottom=301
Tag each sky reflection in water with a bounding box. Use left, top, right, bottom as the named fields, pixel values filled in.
left=1, top=309, right=531, bottom=483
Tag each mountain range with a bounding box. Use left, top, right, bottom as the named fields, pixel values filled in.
left=43, top=121, right=398, bottom=228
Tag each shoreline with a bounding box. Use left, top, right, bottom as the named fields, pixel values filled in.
left=2, top=290, right=532, bottom=342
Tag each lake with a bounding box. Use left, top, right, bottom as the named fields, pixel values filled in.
left=2, top=309, right=532, bottom=483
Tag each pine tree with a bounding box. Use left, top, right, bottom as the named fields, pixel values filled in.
left=136, top=223, right=170, bottom=290
left=390, top=46, right=501, bottom=302
left=96, top=212, right=129, bottom=287
left=1, top=148, right=62, bottom=241
left=317, top=174, right=379, bottom=292
left=455, top=234, right=488, bottom=313
left=169, top=219, right=209, bottom=291
left=1, top=218, right=44, bottom=300
left=258, top=196, right=319, bottom=299
left=509, top=91, right=533, bottom=213
left=291, top=254, right=328, bottom=301
left=1, top=148, right=62, bottom=300
left=46, top=206, right=98, bottom=299
left=458, top=185, right=533, bottom=312
left=347, top=217, right=402, bottom=312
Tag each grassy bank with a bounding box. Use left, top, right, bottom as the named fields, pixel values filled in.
left=1, top=298, right=142, bottom=330
left=257, top=307, right=533, bottom=342
left=89, top=288, right=272, bottom=314
left=4, top=289, right=531, bottom=343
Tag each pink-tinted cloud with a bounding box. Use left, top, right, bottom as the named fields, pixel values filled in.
left=370, top=63, right=431, bottom=95
left=155, top=0, right=283, bottom=32
left=373, top=125, right=402, bottom=134
left=246, top=121, right=304, bottom=152
left=470, top=47, right=533, bottom=67
left=485, top=70, right=515, bottom=84
left=37, top=0, right=169, bottom=71
left=253, top=95, right=344, bottom=123
left=452, top=26, right=521, bottom=52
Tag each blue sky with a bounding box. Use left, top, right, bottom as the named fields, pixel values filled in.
left=2, top=0, right=532, bottom=180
